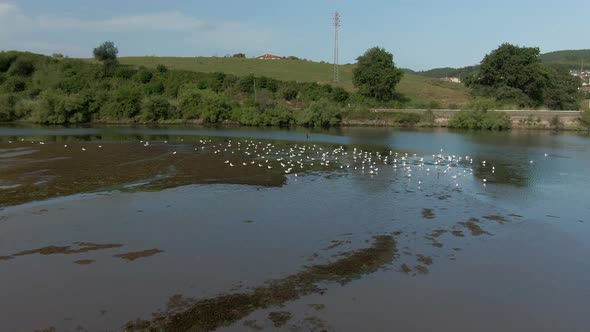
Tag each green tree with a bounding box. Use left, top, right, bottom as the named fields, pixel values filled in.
left=353, top=47, right=404, bottom=101
left=543, top=64, right=582, bottom=110
left=93, top=41, right=119, bottom=67
left=464, top=43, right=549, bottom=107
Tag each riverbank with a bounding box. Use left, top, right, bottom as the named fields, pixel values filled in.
left=363, top=109, right=587, bottom=130
left=3, top=108, right=589, bottom=132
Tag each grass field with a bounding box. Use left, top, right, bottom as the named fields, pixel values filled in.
left=116, top=56, right=471, bottom=107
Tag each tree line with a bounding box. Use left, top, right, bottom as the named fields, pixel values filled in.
left=0, top=41, right=588, bottom=130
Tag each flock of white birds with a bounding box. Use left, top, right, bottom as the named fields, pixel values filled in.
left=6, top=137, right=546, bottom=188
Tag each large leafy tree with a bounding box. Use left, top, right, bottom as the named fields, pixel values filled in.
left=464, top=43, right=581, bottom=108
left=93, top=41, right=119, bottom=67
left=353, top=47, right=404, bottom=101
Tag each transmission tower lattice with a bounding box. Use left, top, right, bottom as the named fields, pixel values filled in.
left=333, top=12, right=340, bottom=83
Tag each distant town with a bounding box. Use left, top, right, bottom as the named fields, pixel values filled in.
left=571, top=70, right=590, bottom=92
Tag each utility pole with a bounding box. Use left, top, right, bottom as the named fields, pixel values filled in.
left=333, top=11, right=341, bottom=83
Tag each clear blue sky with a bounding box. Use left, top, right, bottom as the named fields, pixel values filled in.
left=0, top=0, right=588, bottom=70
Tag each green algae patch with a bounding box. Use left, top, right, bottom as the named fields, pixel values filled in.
left=322, top=240, right=351, bottom=251
left=268, top=311, right=292, bottom=328
left=415, top=265, right=429, bottom=274
left=9, top=242, right=123, bottom=258
left=459, top=221, right=491, bottom=236
left=427, top=229, right=447, bottom=239
left=417, top=255, right=433, bottom=266
left=400, top=263, right=412, bottom=274
left=0, top=142, right=287, bottom=207
left=451, top=230, right=465, bottom=237
left=482, top=215, right=507, bottom=224
left=422, top=208, right=435, bottom=220
left=124, top=235, right=397, bottom=332
left=114, top=248, right=163, bottom=262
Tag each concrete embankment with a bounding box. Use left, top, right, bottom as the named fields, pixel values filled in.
left=364, top=109, right=584, bottom=129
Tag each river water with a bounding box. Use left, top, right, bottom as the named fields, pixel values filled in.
left=0, top=126, right=589, bottom=332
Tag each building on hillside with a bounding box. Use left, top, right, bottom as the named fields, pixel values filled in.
left=440, top=77, right=461, bottom=83
left=256, top=54, right=282, bottom=60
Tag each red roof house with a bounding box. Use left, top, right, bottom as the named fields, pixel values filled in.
left=257, top=54, right=282, bottom=60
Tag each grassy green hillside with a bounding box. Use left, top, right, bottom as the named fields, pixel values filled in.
left=539, top=50, right=590, bottom=69
left=117, top=57, right=471, bottom=107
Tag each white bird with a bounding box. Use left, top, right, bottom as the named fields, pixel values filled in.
left=81, top=148, right=86, bottom=151
left=172, top=151, right=177, bottom=155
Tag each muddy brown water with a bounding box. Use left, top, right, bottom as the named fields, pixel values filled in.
left=0, top=126, right=589, bottom=332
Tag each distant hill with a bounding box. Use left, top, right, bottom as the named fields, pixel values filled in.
left=413, top=66, right=480, bottom=79
left=414, top=49, right=590, bottom=79
left=539, top=50, right=590, bottom=69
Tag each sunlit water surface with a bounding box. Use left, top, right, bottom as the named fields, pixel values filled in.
left=0, top=126, right=589, bottom=332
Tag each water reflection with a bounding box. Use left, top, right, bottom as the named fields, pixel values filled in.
left=1, top=125, right=590, bottom=331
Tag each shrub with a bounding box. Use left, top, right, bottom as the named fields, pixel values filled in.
left=0, top=52, right=18, bottom=72
left=14, top=99, right=36, bottom=119
left=140, top=96, right=171, bottom=122
left=3, top=76, right=27, bottom=93
left=28, top=88, right=42, bottom=99
left=8, top=58, right=35, bottom=77
left=281, top=85, right=298, bottom=101
left=114, top=66, right=136, bottom=79
left=101, top=86, right=142, bottom=120
left=31, top=91, right=69, bottom=124
left=135, top=69, right=153, bottom=84
left=178, top=87, right=231, bottom=122
left=56, top=76, right=88, bottom=94
left=210, top=72, right=226, bottom=92
left=295, top=99, right=342, bottom=127
left=197, top=80, right=208, bottom=90
left=144, top=81, right=165, bottom=95
left=0, top=95, right=17, bottom=121
left=581, top=110, right=590, bottom=129
left=391, top=112, right=421, bottom=125
left=449, top=110, right=511, bottom=130
left=465, top=98, right=497, bottom=111
left=331, top=87, right=349, bottom=103
left=237, top=75, right=255, bottom=93
left=156, top=64, right=168, bottom=73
